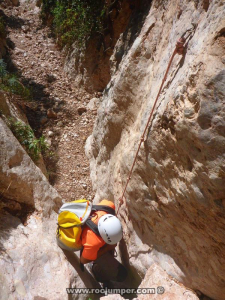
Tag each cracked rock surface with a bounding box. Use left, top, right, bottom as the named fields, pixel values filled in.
left=4, top=0, right=98, bottom=202
left=86, top=0, right=225, bottom=299
left=0, top=0, right=225, bottom=299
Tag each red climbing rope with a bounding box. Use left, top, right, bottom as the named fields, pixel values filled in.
left=117, top=27, right=195, bottom=214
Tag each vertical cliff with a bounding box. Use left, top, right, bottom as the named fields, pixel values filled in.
left=64, top=0, right=152, bottom=92
left=0, top=2, right=99, bottom=299
left=1, top=0, right=225, bottom=299
left=86, top=0, right=225, bottom=298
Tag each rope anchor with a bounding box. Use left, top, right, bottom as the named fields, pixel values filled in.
left=117, top=26, right=195, bottom=215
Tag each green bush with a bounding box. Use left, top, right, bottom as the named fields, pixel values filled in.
left=0, top=59, right=31, bottom=100
left=41, top=0, right=106, bottom=47
left=8, top=119, right=49, bottom=162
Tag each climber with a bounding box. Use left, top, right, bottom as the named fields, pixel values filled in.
left=80, top=199, right=128, bottom=286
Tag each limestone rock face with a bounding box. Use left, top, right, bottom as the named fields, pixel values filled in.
left=0, top=91, right=28, bottom=123
left=0, top=118, right=53, bottom=209
left=63, top=0, right=151, bottom=92
left=0, top=117, right=99, bottom=299
left=0, top=117, right=62, bottom=299
left=101, top=264, right=199, bottom=300
left=137, top=264, right=199, bottom=300
left=0, top=209, right=100, bottom=300
left=86, top=0, right=225, bottom=299
left=0, top=91, right=48, bottom=177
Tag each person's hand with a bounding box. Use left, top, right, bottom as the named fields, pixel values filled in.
left=80, top=255, right=92, bottom=264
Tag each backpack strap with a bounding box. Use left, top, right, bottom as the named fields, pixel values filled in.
left=92, top=205, right=115, bottom=216
left=80, top=248, right=85, bottom=272
left=85, top=205, right=115, bottom=237
left=85, top=219, right=101, bottom=236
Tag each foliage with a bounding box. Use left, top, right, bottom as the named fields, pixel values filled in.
left=7, top=74, right=31, bottom=99
left=41, top=0, right=107, bottom=47
left=0, top=59, right=31, bottom=100
left=0, top=59, right=7, bottom=79
left=41, top=0, right=57, bottom=17
left=8, top=119, right=49, bottom=161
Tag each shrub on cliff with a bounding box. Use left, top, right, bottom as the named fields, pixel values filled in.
left=0, top=59, right=31, bottom=100
left=41, top=0, right=106, bottom=47
left=8, top=119, right=49, bottom=162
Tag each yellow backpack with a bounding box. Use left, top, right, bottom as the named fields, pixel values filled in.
left=56, top=199, right=92, bottom=250
left=56, top=199, right=115, bottom=251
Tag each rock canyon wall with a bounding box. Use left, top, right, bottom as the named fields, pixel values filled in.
left=85, top=0, right=225, bottom=299
left=0, top=0, right=224, bottom=299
